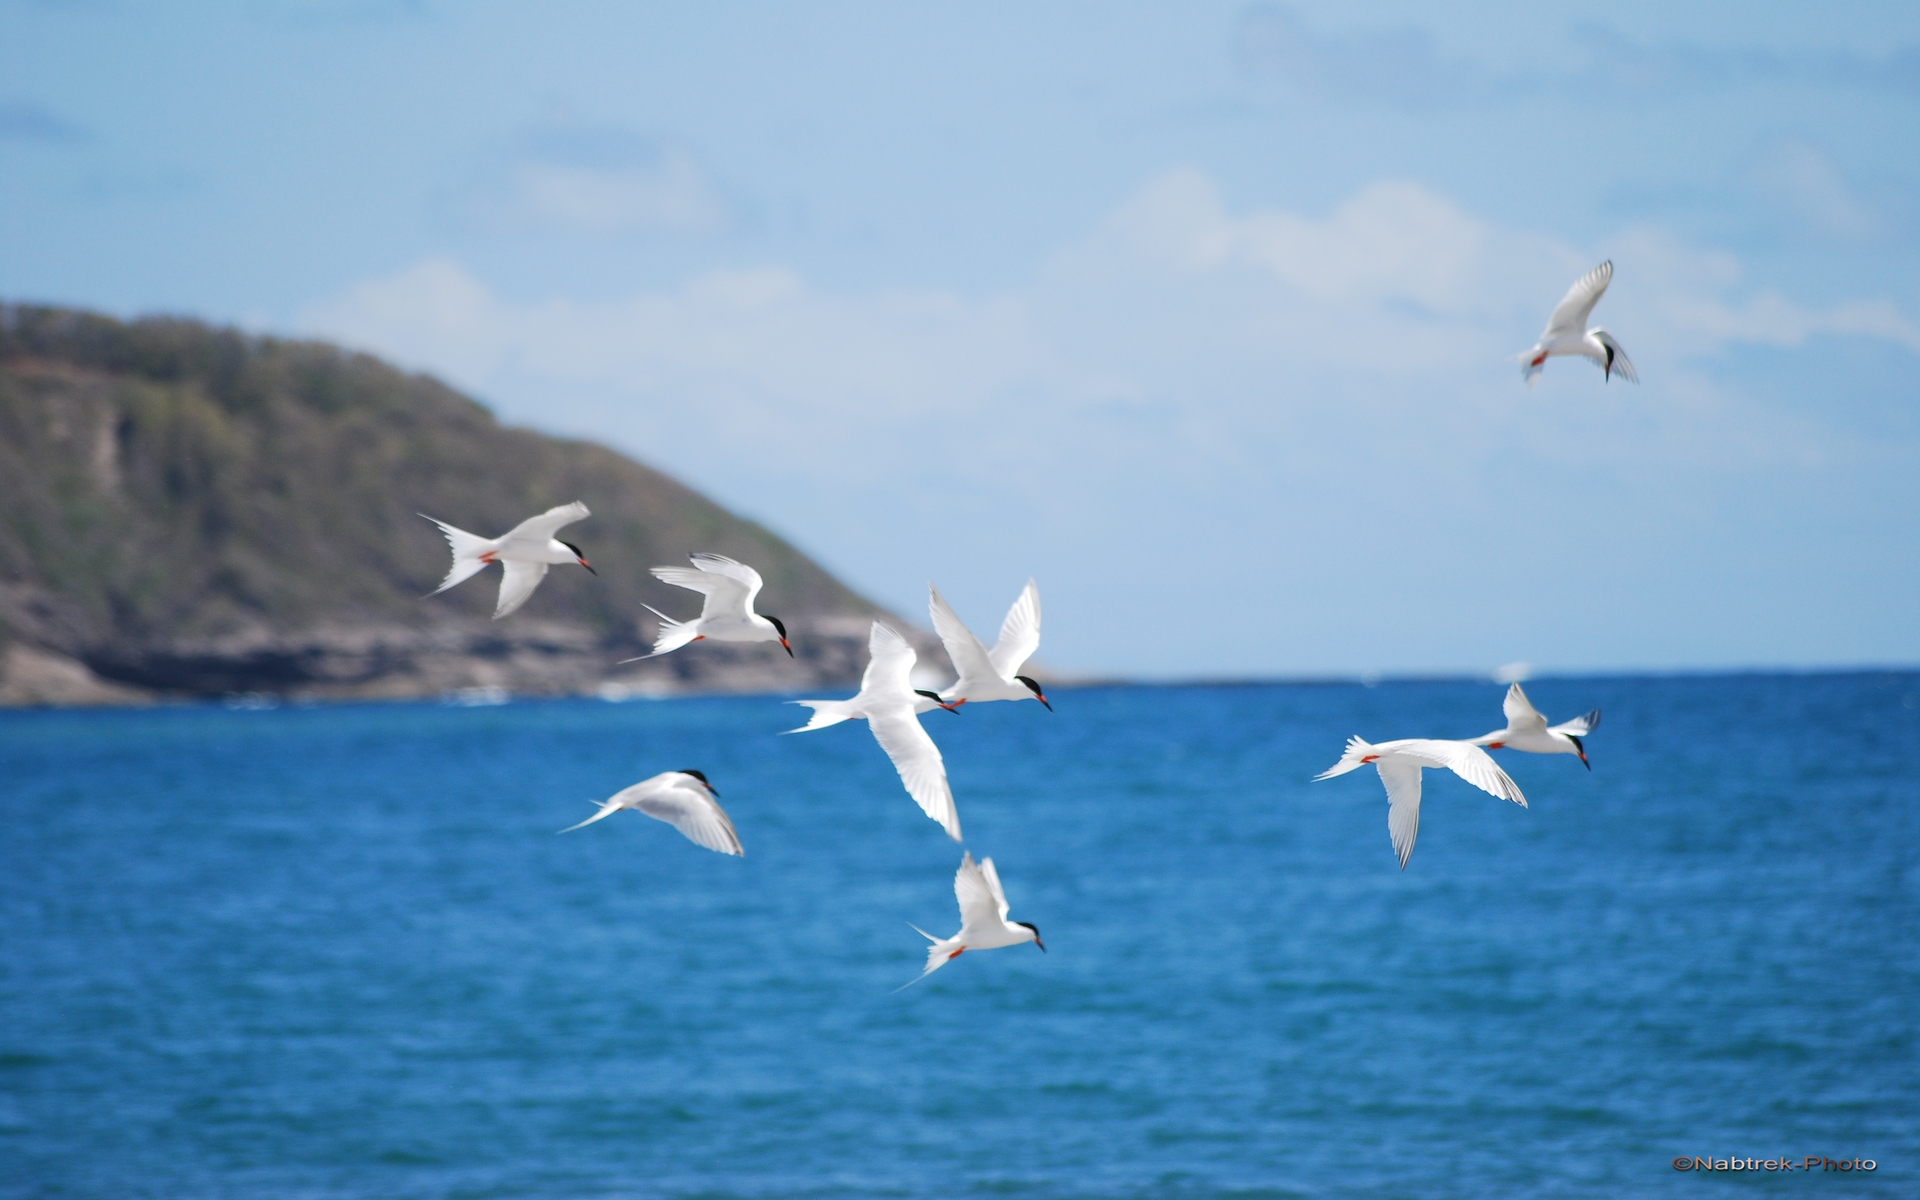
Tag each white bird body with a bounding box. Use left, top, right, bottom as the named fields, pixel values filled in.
left=558, top=769, right=742, bottom=855
left=1471, top=682, right=1601, bottom=767
left=902, top=852, right=1043, bottom=987
left=630, top=553, right=791, bottom=659
left=928, top=580, right=1050, bottom=709
left=421, top=501, right=595, bottom=619
left=788, top=621, right=961, bottom=841
left=1518, top=261, right=1637, bottom=386
left=1315, top=736, right=1528, bottom=869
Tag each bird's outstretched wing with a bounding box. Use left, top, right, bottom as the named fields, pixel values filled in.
left=861, top=621, right=918, bottom=696
left=1542, top=261, right=1612, bottom=340
left=1591, top=330, right=1638, bottom=383
left=633, top=779, right=744, bottom=856
left=869, top=705, right=960, bottom=841
left=1393, top=740, right=1528, bottom=807
left=1502, top=683, right=1549, bottom=732
left=502, top=501, right=591, bottom=545
left=978, top=855, right=1012, bottom=920
left=690, top=554, right=765, bottom=608
left=1549, top=708, right=1601, bottom=737
left=987, top=579, right=1042, bottom=680
left=928, top=585, right=998, bottom=686
left=651, top=557, right=755, bottom=622
left=1375, top=758, right=1425, bottom=870
left=954, top=852, right=1002, bottom=935
left=494, top=560, right=550, bottom=619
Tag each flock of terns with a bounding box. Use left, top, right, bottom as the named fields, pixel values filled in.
left=418, top=261, right=1633, bottom=985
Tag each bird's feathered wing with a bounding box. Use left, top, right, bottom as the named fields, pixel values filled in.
left=928, top=585, right=998, bottom=686
left=1391, top=740, right=1528, bottom=808
left=633, top=777, right=744, bottom=856
left=954, top=852, right=1003, bottom=936
left=494, top=560, right=550, bottom=619
left=1549, top=708, right=1601, bottom=738
left=862, top=622, right=917, bottom=694
left=501, top=501, right=591, bottom=546
left=986, top=579, right=1042, bottom=680
left=1591, top=330, right=1638, bottom=383
left=651, top=553, right=761, bottom=622
left=687, top=553, right=764, bottom=599
left=1502, top=683, right=1549, bottom=732
left=978, top=855, right=1012, bottom=921
left=1543, top=260, right=1612, bottom=340
left=1375, top=758, right=1425, bottom=870
left=869, top=706, right=961, bottom=841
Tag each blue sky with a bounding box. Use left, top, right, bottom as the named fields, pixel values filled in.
left=4, top=1, right=1918, bottom=677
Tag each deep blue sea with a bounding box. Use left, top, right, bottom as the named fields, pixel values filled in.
left=3, top=673, right=1917, bottom=1198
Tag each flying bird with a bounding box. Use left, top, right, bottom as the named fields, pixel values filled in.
left=928, top=580, right=1050, bottom=710
left=899, top=852, right=1044, bottom=989
left=558, top=769, right=743, bottom=855
left=1315, top=737, right=1528, bottom=870
left=1470, top=682, right=1601, bottom=769
left=787, top=621, right=962, bottom=841
left=421, top=501, right=595, bottom=620
left=627, top=553, right=791, bottom=660
left=1518, top=260, right=1637, bottom=386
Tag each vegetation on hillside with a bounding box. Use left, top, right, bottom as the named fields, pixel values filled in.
left=0, top=304, right=887, bottom=695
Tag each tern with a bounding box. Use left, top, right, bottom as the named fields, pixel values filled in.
left=1315, top=737, right=1528, bottom=869
left=928, top=580, right=1051, bottom=710
left=1470, top=682, right=1601, bottom=769
left=899, top=852, right=1043, bottom=989
left=558, top=769, right=742, bottom=855
left=626, top=553, right=792, bottom=660
left=787, top=621, right=962, bottom=841
left=421, top=501, right=595, bottom=619
left=1518, top=260, right=1638, bottom=386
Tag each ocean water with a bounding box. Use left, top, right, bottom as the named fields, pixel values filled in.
left=2, top=673, right=1916, bottom=1198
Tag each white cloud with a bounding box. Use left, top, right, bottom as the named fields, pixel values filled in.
left=301, top=169, right=1920, bottom=674
left=493, top=151, right=728, bottom=236
left=314, top=168, right=1918, bottom=408
left=1745, top=140, right=1882, bottom=243
left=464, top=124, right=731, bottom=237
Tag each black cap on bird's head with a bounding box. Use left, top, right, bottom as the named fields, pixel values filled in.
left=765, top=614, right=792, bottom=657
left=560, top=540, right=596, bottom=574
left=679, top=768, right=718, bottom=796
left=1015, top=675, right=1052, bottom=711
left=1015, top=920, right=1045, bottom=951
left=1568, top=735, right=1590, bottom=771
left=915, top=688, right=961, bottom=713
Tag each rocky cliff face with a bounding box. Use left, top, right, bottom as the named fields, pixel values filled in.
left=0, top=305, right=926, bottom=705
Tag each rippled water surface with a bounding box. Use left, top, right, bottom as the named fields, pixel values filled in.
left=3, top=673, right=1916, bottom=1197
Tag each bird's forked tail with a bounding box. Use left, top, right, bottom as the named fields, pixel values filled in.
left=557, top=797, right=624, bottom=834
left=1314, top=735, right=1377, bottom=780
left=1516, top=347, right=1547, bottom=388
left=892, top=923, right=964, bottom=991
left=783, top=699, right=857, bottom=733
left=632, top=603, right=704, bottom=660
left=420, top=514, right=496, bottom=596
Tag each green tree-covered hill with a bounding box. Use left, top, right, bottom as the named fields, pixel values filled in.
left=0, top=303, right=898, bottom=703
